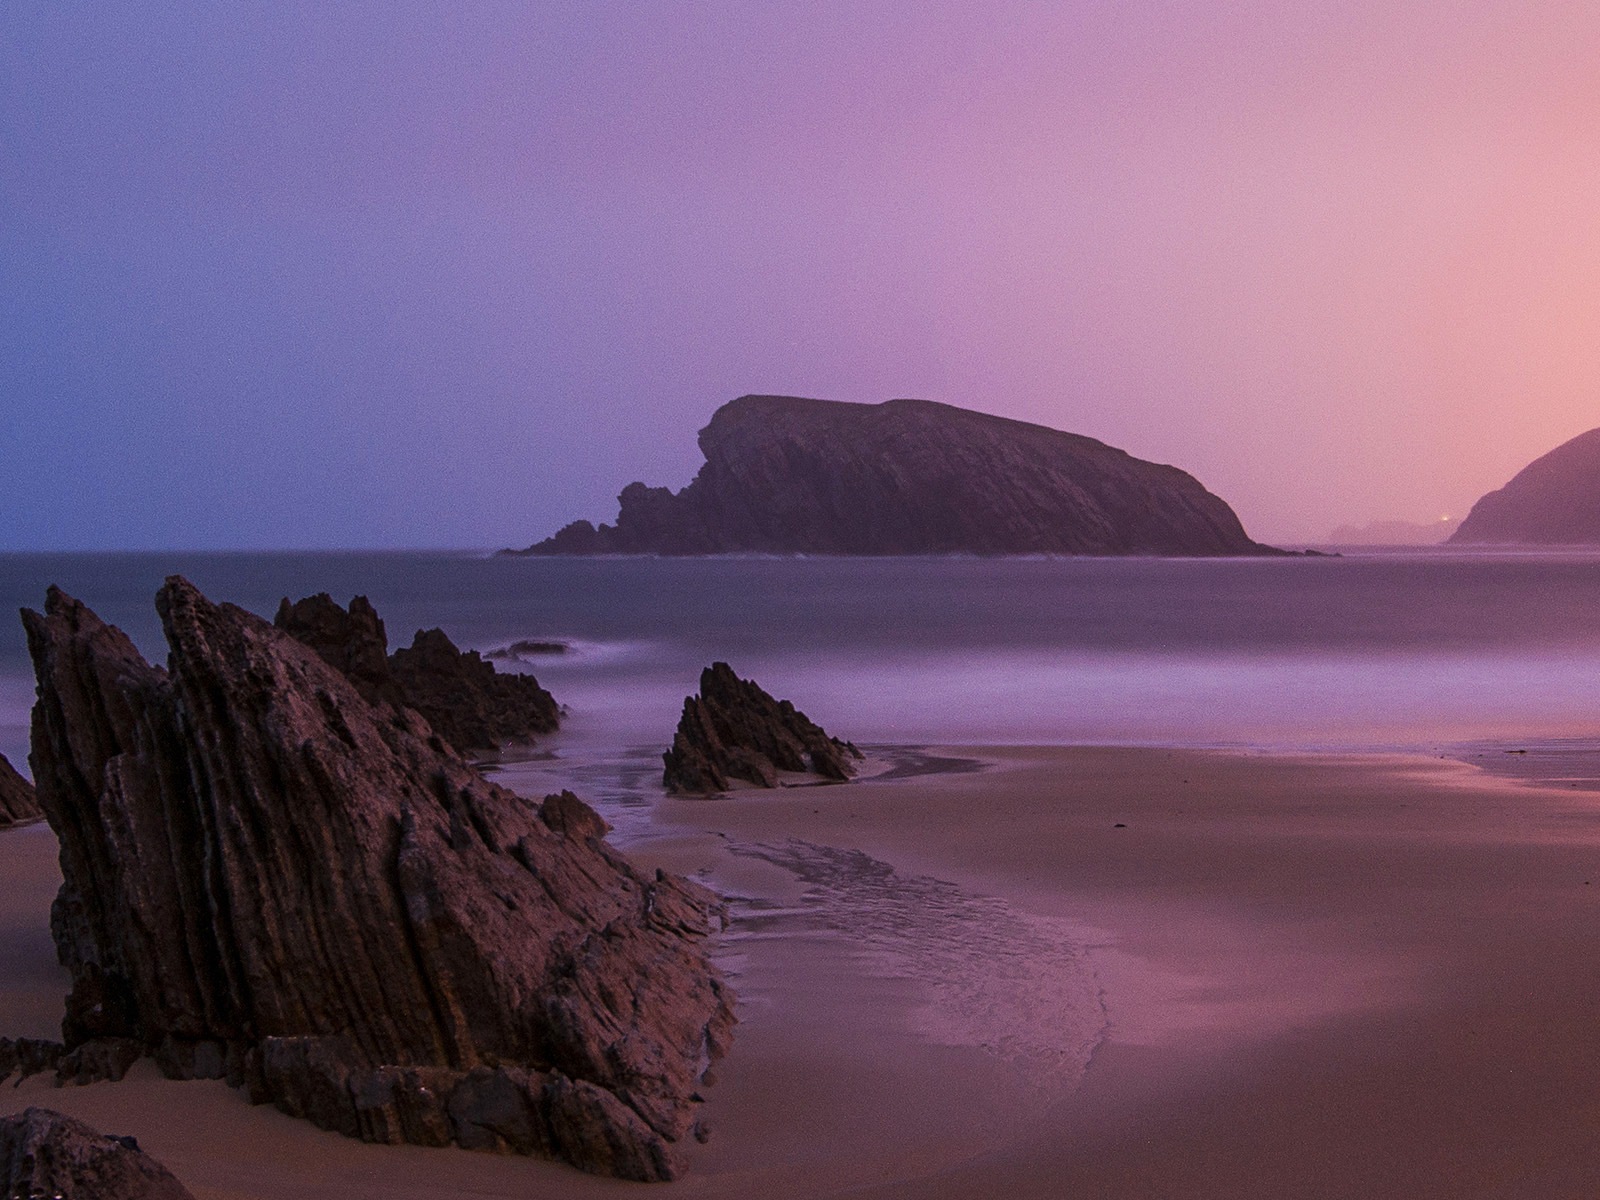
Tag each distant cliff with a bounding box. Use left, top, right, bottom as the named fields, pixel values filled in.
left=508, top=396, right=1274, bottom=557
left=1451, top=428, right=1600, bottom=544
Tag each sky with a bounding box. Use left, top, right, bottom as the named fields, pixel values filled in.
left=5, top=1, right=1600, bottom=550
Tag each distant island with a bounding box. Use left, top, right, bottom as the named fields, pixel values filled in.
left=1326, top=517, right=1460, bottom=545
left=1450, top=427, right=1600, bottom=544
left=506, top=395, right=1277, bottom=557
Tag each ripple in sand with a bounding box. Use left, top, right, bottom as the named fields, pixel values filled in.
left=720, top=839, right=1108, bottom=1090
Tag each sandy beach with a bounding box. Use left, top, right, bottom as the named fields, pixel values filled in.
left=7, top=745, right=1600, bottom=1198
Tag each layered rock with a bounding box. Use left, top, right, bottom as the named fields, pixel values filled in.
left=24, top=579, right=734, bottom=1180
left=272, top=593, right=405, bottom=708
left=1450, top=427, right=1600, bottom=544
left=663, top=663, right=862, bottom=794
left=0, top=1108, right=196, bottom=1200
left=0, top=751, right=41, bottom=827
left=510, top=395, right=1275, bottom=557
left=388, top=628, right=561, bottom=755
left=274, top=593, right=561, bottom=755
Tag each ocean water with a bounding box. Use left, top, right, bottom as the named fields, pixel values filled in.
left=4, top=549, right=1600, bottom=793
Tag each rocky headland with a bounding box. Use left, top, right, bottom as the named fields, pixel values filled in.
left=0, top=752, right=40, bottom=828
left=663, top=662, right=861, bottom=793
left=22, top=578, right=735, bottom=1181
left=1450, top=426, right=1600, bottom=544
left=508, top=395, right=1275, bottom=557
left=0, top=1108, right=196, bottom=1200
left=274, top=592, right=561, bottom=756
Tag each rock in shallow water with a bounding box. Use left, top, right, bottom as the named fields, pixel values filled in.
left=663, top=662, right=862, bottom=794
left=388, top=627, right=561, bottom=756
left=23, top=578, right=734, bottom=1181
left=0, top=1107, right=196, bottom=1200
left=274, top=592, right=561, bottom=756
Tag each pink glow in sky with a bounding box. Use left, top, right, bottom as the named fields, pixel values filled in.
left=5, top=2, right=1600, bottom=548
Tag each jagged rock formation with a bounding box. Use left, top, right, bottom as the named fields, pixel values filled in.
left=0, top=1037, right=65, bottom=1086
left=509, top=395, right=1274, bottom=557
left=23, top=579, right=735, bottom=1181
left=0, top=1035, right=145, bottom=1091
left=0, top=751, right=41, bottom=827
left=0, top=1108, right=196, bottom=1200
left=388, top=628, right=561, bottom=755
left=272, top=593, right=406, bottom=708
left=1451, top=427, right=1600, bottom=544
left=663, top=663, right=862, bottom=794
left=274, top=593, right=560, bottom=756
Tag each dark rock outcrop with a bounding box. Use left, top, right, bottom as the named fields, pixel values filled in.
left=1451, top=427, right=1600, bottom=544
left=388, top=628, right=561, bottom=756
left=0, top=1037, right=65, bottom=1086
left=0, top=1108, right=196, bottom=1200
left=0, top=1034, right=141, bottom=1090
left=274, top=593, right=560, bottom=756
left=23, top=579, right=734, bottom=1181
left=663, top=663, right=862, bottom=794
left=509, top=395, right=1274, bottom=557
left=0, top=752, right=41, bottom=828
left=272, top=593, right=405, bottom=708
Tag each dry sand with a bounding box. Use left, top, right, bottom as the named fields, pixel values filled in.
left=7, top=746, right=1600, bottom=1198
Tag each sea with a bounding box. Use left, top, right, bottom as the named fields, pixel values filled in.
left=5, top=549, right=1600, bottom=812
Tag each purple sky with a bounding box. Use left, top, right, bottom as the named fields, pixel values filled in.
left=6, top=2, right=1600, bottom=549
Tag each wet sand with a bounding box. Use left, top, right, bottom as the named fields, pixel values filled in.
left=7, top=746, right=1600, bottom=1197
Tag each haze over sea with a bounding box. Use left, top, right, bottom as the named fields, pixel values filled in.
left=6, top=549, right=1600, bottom=800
